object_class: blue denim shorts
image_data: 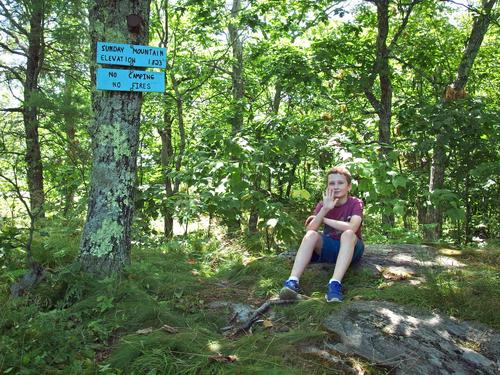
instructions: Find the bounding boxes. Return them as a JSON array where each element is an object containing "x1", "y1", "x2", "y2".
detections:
[{"x1": 310, "y1": 234, "x2": 364, "y2": 264}]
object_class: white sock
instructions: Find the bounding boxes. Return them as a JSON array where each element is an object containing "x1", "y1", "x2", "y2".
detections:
[
  {"x1": 288, "y1": 276, "x2": 299, "y2": 282},
  {"x1": 329, "y1": 278, "x2": 342, "y2": 285}
]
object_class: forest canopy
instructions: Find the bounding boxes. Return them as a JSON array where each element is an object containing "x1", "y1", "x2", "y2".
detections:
[{"x1": 0, "y1": 1, "x2": 499, "y2": 373}]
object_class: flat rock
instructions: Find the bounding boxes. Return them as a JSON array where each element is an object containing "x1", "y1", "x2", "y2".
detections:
[
  {"x1": 280, "y1": 244, "x2": 465, "y2": 283},
  {"x1": 360, "y1": 244, "x2": 466, "y2": 272},
  {"x1": 321, "y1": 300, "x2": 500, "y2": 374}
]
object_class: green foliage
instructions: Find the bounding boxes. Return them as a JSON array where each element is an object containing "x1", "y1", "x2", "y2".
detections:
[{"x1": 0, "y1": 0, "x2": 499, "y2": 371}]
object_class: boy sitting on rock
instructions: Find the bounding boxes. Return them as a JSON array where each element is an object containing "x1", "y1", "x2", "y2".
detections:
[{"x1": 279, "y1": 166, "x2": 364, "y2": 302}]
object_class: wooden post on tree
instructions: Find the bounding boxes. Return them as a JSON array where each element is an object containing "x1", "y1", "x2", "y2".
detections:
[{"x1": 78, "y1": 0, "x2": 151, "y2": 275}]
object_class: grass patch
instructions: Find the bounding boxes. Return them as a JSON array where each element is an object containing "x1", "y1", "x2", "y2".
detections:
[{"x1": 1, "y1": 220, "x2": 498, "y2": 374}]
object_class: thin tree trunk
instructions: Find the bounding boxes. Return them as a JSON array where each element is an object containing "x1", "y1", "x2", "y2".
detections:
[
  {"x1": 159, "y1": 111, "x2": 174, "y2": 238},
  {"x1": 156, "y1": 0, "x2": 175, "y2": 238},
  {"x1": 364, "y1": 0, "x2": 394, "y2": 227},
  {"x1": 63, "y1": 74, "x2": 78, "y2": 216},
  {"x1": 272, "y1": 81, "x2": 282, "y2": 114},
  {"x1": 171, "y1": 75, "x2": 186, "y2": 193},
  {"x1": 225, "y1": 0, "x2": 244, "y2": 233},
  {"x1": 464, "y1": 174, "x2": 472, "y2": 244},
  {"x1": 79, "y1": 0, "x2": 151, "y2": 275},
  {"x1": 425, "y1": 0, "x2": 496, "y2": 241},
  {"x1": 363, "y1": 0, "x2": 421, "y2": 229},
  {"x1": 424, "y1": 133, "x2": 446, "y2": 240},
  {"x1": 229, "y1": 0, "x2": 244, "y2": 135},
  {"x1": 23, "y1": 0, "x2": 45, "y2": 219},
  {"x1": 285, "y1": 162, "x2": 297, "y2": 198}
]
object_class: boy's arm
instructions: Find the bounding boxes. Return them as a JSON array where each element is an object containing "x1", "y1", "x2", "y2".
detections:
[
  {"x1": 305, "y1": 209, "x2": 327, "y2": 231},
  {"x1": 306, "y1": 189, "x2": 338, "y2": 231},
  {"x1": 322, "y1": 215, "x2": 362, "y2": 234}
]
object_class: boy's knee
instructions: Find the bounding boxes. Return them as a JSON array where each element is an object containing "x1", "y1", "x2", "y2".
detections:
[
  {"x1": 340, "y1": 230, "x2": 356, "y2": 243},
  {"x1": 304, "y1": 230, "x2": 320, "y2": 241}
]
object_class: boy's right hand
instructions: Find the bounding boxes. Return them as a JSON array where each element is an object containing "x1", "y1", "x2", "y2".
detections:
[{"x1": 323, "y1": 188, "x2": 338, "y2": 210}]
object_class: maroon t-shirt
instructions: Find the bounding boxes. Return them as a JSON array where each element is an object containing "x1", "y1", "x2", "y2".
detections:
[{"x1": 314, "y1": 196, "x2": 364, "y2": 240}]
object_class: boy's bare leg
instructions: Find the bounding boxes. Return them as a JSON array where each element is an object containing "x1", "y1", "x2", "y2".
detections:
[
  {"x1": 289, "y1": 230, "x2": 323, "y2": 279},
  {"x1": 331, "y1": 230, "x2": 357, "y2": 282}
]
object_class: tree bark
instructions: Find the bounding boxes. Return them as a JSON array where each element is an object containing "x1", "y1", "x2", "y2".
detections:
[
  {"x1": 424, "y1": 0, "x2": 496, "y2": 241},
  {"x1": 23, "y1": 0, "x2": 45, "y2": 219},
  {"x1": 374, "y1": 0, "x2": 392, "y2": 158},
  {"x1": 364, "y1": 0, "x2": 394, "y2": 227},
  {"x1": 171, "y1": 74, "x2": 186, "y2": 193},
  {"x1": 449, "y1": 0, "x2": 497, "y2": 93},
  {"x1": 156, "y1": 0, "x2": 175, "y2": 238},
  {"x1": 63, "y1": 73, "x2": 78, "y2": 216},
  {"x1": 229, "y1": 0, "x2": 244, "y2": 135},
  {"x1": 159, "y1": 111, "x2": 175, "y2": 238},
  {"x1": 79, "y1": 0, "x2": 151, "y2": 275}
]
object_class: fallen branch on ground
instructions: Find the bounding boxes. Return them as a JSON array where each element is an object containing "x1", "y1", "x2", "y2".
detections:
[{"x1": 221, "y1": 298, "x2": 301, "y2": 337}]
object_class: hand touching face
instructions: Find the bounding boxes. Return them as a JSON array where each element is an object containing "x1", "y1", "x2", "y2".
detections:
[
  {"x1": 322, "y1": 188, "x2": 338, "y2": 210},
  {"x1": 327, "y1": 173, "x2": 351, "y2": 201}
]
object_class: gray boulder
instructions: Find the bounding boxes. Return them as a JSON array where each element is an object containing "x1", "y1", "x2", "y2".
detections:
[{"x1": 321, "y1": 300, "x2": 499, "y2": 374}]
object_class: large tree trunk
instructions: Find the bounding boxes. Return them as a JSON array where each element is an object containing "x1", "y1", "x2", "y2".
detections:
[
  {"x1": 23, "y1": 0, "x2": 45, "y2": 219},
  {"x1": 229, "y1": 0, "x2": 244, "y2": 135},
  {"x1": 79, "y1": 0, "x2": 151, "y2": 275},
  {"x1": 424, "y1": 0, "x2": 496, "y2": 241}
]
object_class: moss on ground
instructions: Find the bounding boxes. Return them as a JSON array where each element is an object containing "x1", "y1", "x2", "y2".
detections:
[{"x1": 1, "y1": 223, "x2": 498, "y2": 374}]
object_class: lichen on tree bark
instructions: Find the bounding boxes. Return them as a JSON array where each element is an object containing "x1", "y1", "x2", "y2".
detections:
[{"x1": 78, "y1": 0, "x2": 151, "y2": 275}]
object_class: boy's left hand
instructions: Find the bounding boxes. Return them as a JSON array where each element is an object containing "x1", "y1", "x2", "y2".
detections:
[{"x1": 304, "y1": 215, "x2": 316, "y2": 226}]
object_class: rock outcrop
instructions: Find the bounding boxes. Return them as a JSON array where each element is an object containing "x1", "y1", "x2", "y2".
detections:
[{"x1": 319, "y1": 300, "x2": 499, "y2": 374}]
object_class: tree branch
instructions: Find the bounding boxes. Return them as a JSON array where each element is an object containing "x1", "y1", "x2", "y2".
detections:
[
  {"x1": 0, "y1": 0, "x2": 29, "y2": 36},
  {"x1": 364, "y1": 88, "x2": 382, "y2": 113},
  {"x1": 388, "y1": 0, "x2": 424, "y2": 52},
  {"x1": 0, "y1": 25, "x2": 28, "y2": 53},
  {"x1": 451, "y1": 0, "x2": 497, "y2": 91},
  {"x1": 0, "y1": 107, "x2": 23, "y2": 113},
  {"x1": 0, "y1": 63, "x2": 24, "y2": 82},
  {"x1": 221, "y1": 299, "x2": 297, "y2": 337},
  {"x1": 0, "y1": 41, "x2": 26, "y2": 57}
]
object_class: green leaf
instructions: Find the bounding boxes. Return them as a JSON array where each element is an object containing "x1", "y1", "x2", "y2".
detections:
[
  {"x1": 291, "y1": 189, "x2": 311, "y2": 200},
  {"x1": 392, "y1": 175, "x2": 407, "y2": 188}
]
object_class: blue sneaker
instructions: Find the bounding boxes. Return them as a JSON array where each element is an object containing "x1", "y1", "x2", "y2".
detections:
[
  {"x1": 325, "y1": 281, "x2": 343, "y2": 302},
  {"x1": 279, "y1": 279, "x2": 301, "y2": 300}
]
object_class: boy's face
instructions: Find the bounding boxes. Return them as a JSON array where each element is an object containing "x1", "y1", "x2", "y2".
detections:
[{"x1": 327, "y1": 173, "x2": 351, "y2": 199}]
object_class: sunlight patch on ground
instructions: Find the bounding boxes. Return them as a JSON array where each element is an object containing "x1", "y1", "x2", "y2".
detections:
[
  {"x1": 149, "y1": 216, "x2": 210, "y2": 235},
  {"x1": 435, "y1": 256, "x2": 466, "y2": 268},
  {"x1": 439, "y1": 249, "x2": 463, "y2": 256}
]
